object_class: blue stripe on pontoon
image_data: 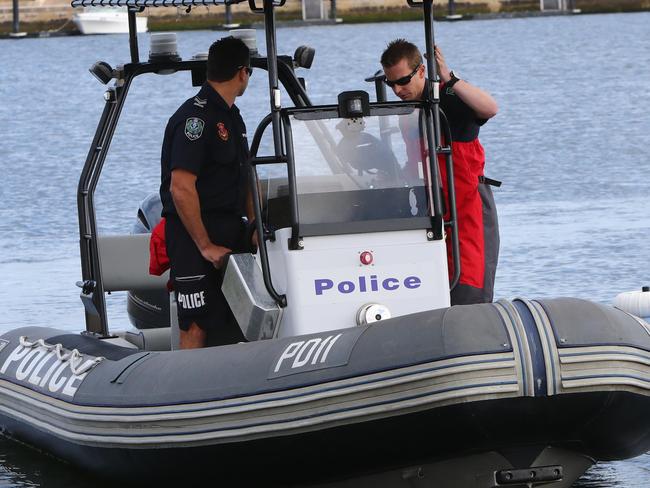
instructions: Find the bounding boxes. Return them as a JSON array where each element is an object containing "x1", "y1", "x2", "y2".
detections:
[
  {"x1": 7, "y1": 380, "x2": 519, "y2": 440},
  {"x1": 514, "y1": 300, "x2": 547, "y2": 397},
  {"x1": 0, "y1": 355, "x2": 515, "y2": 416}
]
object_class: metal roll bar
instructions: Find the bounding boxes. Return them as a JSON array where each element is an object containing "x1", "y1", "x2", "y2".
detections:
[
  {"x1": 77, "y1": 0, "x2": 306, "y2": 334},
  {"x1": 77, "y1": 0, "x2": 461, "y2": 335},
  {"x1": 78, "y1": 75, "x2": 136, "y2": 336},
  {"x1": 408, "y1": 0, "x2": 461, "y2": 287},
  {"x1": 247, "y1": 114, "x2": 287, "y2": 307},
  {"x1": 439, "y1": 110, "x2": 461, "y2": 289}
]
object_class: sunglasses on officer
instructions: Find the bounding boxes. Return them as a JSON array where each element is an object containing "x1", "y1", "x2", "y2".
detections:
[
  {"x1": 383, "y1": 63, "x2": 422, "y2": 88},
  {"x1": 239, "y1": 65, "x2": 253, "y2": 76}
]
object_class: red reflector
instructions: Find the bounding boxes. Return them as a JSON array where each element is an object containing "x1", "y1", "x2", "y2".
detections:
[{"x1": 360, "y1": 251, "x2": 373, "y2": 265}]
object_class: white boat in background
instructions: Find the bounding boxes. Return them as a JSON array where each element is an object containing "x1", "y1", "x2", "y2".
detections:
[{"x1": 72, "y1": 7, "x2": 148, "y2": 35}]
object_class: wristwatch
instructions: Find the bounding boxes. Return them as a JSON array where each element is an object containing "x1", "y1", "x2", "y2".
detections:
[{"x1": 446, "y1": 70, "x2": 461, "y2": 88}]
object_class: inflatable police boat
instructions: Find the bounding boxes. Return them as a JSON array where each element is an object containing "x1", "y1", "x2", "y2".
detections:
[
  {"x1": 2, "y1": 298, "x2": 650, "y2": 486},
  {"x1": 1, "y1": 1, "x2": 648, "y2": 486}
]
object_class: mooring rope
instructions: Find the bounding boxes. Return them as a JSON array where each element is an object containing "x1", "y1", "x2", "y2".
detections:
[{"x1": 19, "y1": 336, "x2": 104, "y2": 376}]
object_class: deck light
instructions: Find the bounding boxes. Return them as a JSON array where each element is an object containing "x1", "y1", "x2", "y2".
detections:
[
  {"x1": 356, "y1": 303, "x2": 392, "y2": 326},
  {"x1": 149, "y1": 33, "x2": 181, "y2": 63},
  {"x1": 338, "y1": 90, "x2": 370, "y2": 119},
  {"x1": 293, "y1": 45, "x2": 315, "y2": 69},
  {"x1": 89, "y1": 61, "x2": 115, "y2": 85}
]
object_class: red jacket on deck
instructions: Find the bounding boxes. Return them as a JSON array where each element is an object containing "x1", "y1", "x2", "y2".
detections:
[{"x1": 149, "y1": 218, "x2": 170, "y2": 276}]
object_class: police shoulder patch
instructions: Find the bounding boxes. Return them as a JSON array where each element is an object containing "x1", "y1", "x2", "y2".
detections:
[{"x1": 185, "y1": 117, "x2": 205, "y2": 141}]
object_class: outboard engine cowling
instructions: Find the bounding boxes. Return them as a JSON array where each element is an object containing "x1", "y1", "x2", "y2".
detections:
[{"x1": 127, "y1": 193, "x2": 170, "y2": 329}]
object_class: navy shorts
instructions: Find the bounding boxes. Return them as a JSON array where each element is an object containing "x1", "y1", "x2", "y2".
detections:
[{"x1": 165, "y1": 213, "x2": 248, "y2": 344}]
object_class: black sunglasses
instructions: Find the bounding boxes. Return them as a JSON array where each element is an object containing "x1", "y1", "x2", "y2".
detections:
[
  {"x1": 239, "y1": 65, "x2": 253, "y2": 76},
  {"x1": 383, "y1": 63, "x2": 421, "y2": 88}
]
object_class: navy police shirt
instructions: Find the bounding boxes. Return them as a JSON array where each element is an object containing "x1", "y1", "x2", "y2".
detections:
[
  {"x1": 439, "y1": 81, "x2": 487, "y2": 143},
  {"x1": 160, "y1": 83, "x2": 249, "y2": 217}
]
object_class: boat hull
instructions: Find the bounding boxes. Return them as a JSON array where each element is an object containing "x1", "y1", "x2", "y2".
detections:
[
  {"x1": 0, "y1": 298, "x2": 648, "y2": 484},
  {"x1": 0, "y1": 392, "x2": 647, "y2": 486},
  {"x1": 72, "y1": 12, "x2": 148, "y2": 35}
]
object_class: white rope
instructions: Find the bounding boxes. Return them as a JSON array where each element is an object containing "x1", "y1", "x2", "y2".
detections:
[{"x1": 19, "y1": 337, "x2": 104, "y2": 376}]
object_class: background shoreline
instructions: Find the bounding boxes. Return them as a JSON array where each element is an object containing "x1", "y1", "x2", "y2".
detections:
[{"x1": 1, "y1": 0, "x2": 650, "y2": 36}]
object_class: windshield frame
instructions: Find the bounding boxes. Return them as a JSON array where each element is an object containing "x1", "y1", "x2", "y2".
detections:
[{"x1": 271, "y1": 101, "x2": 439, "y2": 243}]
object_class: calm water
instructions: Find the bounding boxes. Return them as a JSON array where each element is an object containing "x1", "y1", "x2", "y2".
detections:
[{"x1": 1, "y1": 11, "x2": 649, "y2": 487}]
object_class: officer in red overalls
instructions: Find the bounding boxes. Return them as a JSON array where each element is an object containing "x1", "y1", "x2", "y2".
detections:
[{"x1": 381, "y1": 39, "x2": 499, "y2": 305}]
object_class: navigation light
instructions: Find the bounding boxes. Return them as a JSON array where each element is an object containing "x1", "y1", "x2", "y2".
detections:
[
  {"x1": 293, "y1": 46, "x2": 315, "y2": 69},
  {"x1": 338, "y1": 91, "x2": 370, "y2": 119},
  {"x1": 89, "y1": 61, "x2": 115, "y2": 85}
]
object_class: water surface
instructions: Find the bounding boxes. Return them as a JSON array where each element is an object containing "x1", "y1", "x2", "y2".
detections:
[{"x1": 0, "y1": 11, "x2": 649, "y2": 487}]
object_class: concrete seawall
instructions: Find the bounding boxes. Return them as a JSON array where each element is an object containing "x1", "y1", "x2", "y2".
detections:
[{"x1": 2, "y1": 0, "x2": 649, "y2": 34}]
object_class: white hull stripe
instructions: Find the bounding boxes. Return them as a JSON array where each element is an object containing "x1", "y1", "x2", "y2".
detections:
[
  {"x1": 0, "y1": 353, "x2": 516, "y2": 418},
  {"x1": 562, "y1": 374, "x2": 650, "y2": 390},
  {"x1": 558, "y1": 345, "x2": 650, "y2": 391},
  {"x1": 0, "y1": 380, "x2": 519, "y2": 447},
  {"x1": 0, "y1": 353, "x2": 519, "y2": 447}
]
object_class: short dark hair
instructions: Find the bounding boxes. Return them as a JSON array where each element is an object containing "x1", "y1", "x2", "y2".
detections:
[
  {"x1": 207, "y1": 36, "x2": 250, "y2": 82},
  {"x1": 380, "y1": 39, "x2": 422, "y2": 71}
]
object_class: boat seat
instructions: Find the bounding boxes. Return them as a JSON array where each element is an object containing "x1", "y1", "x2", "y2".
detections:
[{"x1": 97, "y1": 234, "x2": 169, "y2": 293}]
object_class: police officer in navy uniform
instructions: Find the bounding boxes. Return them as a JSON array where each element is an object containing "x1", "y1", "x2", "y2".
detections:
[
  {"x1": 381, "y1": 39, "x2": 500, "y2": 305},
  {"x1": 160, "y1": 36, "x2": 253, "y2": 349}
]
